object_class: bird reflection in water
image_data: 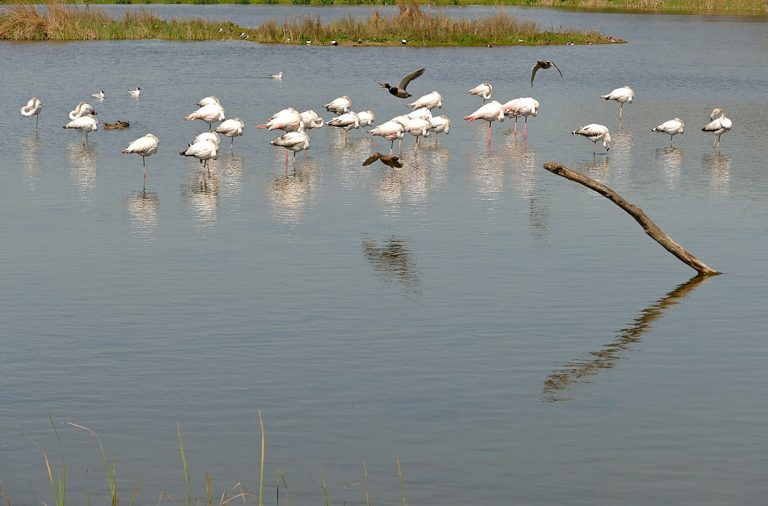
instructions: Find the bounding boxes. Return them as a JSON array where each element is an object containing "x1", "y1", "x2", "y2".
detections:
[
  {"x1": 183, "y1": 166, "x2": 219, "y2": 228},
  {"x1": 505, "y1": 140, "x2": 550, "y2": 241},
  {"x1": 68, "y1": 142, "x2": 98, "y2": 198},
  {"x1": 655, "y1": 146, "x2": 683, "y2": 188},
  {"x1": 335, "y1": 136, "x2": 373, "y2": 189},
  {"x1": 21, "y1": 135, "x2": 41, "y2": 188},
  {"x1": 218, "y1": 153, "x2": 245, "y2": 200},
  {"x1": 468, "y1": 146, "x2": 505, "y2": 201},
  {"x1": 374, "y1": 155, "x2": 430, "y2": 212},
  {"x1": 362, "y1": 236, "x2": 421, "y2": 294},
  {"x1": 125, "y1": 190, "x2": 159, "y2": 240},
  {"x1": 703, "y1": 152, "x2": 731, "y2": 196},
  {"x1": 575, "y1": 154, "x2": 611, "y2": 179},
  {"x1": 609, "y1": 128, "x2": 632, "y2": 179},
  {"x1": 543, "y1": 274, "x2": 712, "y2": 401},
  {"x1": 269, "y1": 159, "x2": 318, "y2": 224}
]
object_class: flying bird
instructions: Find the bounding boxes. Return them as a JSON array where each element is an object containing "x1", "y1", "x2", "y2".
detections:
[
  {"x1": 601, "y1": 85, "x2": 634, "y2": 122},
  {"x1": 363, "y1": 152, "x2": 403, "y2": 169},
  {"x1": 20, "y1": 97, "x2": 42, "y2": 130},
  {"x1": 701, "y1": 108, "x2": 732, "y2": 150},
  {"x1": 530, "y1": 60, "x2": 563, "y2": 86},
  {"x1": 378, "y1": 67, "x2": 425, "y2": 98},
  {"x1": 467, "y1": 82, "x2": 492, "y2": 102},
  {"x1": 572, "y1": 123, "x2": 612, "y2": 154},
  {"x1": 122, "y1": 133, "x2": 160, "y2": 191},
  {"x1": 652, "y1": 117, "x2": 685, "y2": 146}
]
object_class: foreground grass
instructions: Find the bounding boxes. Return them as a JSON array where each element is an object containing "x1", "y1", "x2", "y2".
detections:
[
  {"x1": 1, "y1": 0, "x2": 766, "y2": 15},
  {"x1": 0, "y1": 1, "x2": 611, "y2": 45}
]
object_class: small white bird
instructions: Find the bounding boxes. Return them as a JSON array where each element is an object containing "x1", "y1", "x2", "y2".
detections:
[
  {"x1": 270, "y1": 71, "x2": 283, "y2": 80},
  {"x1": 428, "y1": 115, "x2": 451, "y2": 145},
  {"x1": 601, "y1": 85, "x2": 634, "y2": 122},
  {"x1": 369, "y1": 120, "x2": 405, "y2": 154},
  {"x1": 357, "y1": 110, "x2": 375, "y2": 128},
  {"x1": 20, "y1": 97, "x2": 42, "y2": 130},
  {"x1": 464, "y1": 100, "x2": 504, "y2": 146},
  {"x1": 64, "y1": 114, "x2": 98, "y2": 146},
  {"x1": 408, "y1": 91, "x2": 443, "y2": 110},
  {"x1": 69, "y1": 101, "x2": 97, "y2": 120},
  {"x1": 215, "y1": 118, "x2": 245, "y2": 146},
  {"x1": 652, "y1": 117, "x2": 685, "y2": 146},
  {"x1": 502, "y1": 97, "x2": 539, "y2": 138},
  {"x1": 328, "y1": 111, "x2": 361, "y2": 143},
  {"x1": 323, "y1": 96, "x2": 352, "y2": 115},
  {"x1": 701, "y1": 108, "x2": 732, "y2": 150},
  {"x1": 180, "y1": 139, "x2": 218, "y2": 169},
  {"x1": 300, "y1": 110, "x2": 325, "y2": 130},
  {"x1": 91, "y1": 90, "x2": 105, "y2": 100},
  {"x1": 572, "y1": 123, "x2": 612, "y2": 154},
  {"x1": 129, "y1": 86, "x2": 141, "y2": 98},
  {"x1": 185, "y1": 102, "x2": 225, "y2": 131},
  {"x1": 258, "y1": 107, "x2": 302, "y2": 132},
  {"x1": 468, "y1": 82, "x2": 493, "y2": 102},
  {"x1": 122, "y1": 133, "x2": 160, "y2": 190},
  {"x1": 270, "y1": 130, "x2": 310, "y2": 170}
]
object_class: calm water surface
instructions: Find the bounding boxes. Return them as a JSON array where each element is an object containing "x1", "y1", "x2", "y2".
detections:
[{"x1": 1, "y1": 6, "x2": 767, "y2": 506}]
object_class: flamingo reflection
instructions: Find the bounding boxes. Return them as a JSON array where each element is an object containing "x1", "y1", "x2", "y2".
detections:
[{"x1": 125, "y1": 191, "x2": 159, "y2": 240}]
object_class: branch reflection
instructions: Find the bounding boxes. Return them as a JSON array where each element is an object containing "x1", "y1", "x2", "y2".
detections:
[
  {"x1": 543, "y1": 274, "x2": 712, "y2": 401},
  {"x1": 362, "y1": 236, "x2": 421, "y2": 294}
]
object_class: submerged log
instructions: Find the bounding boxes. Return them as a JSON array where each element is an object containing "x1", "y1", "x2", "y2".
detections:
[{"x1": 543, "y1": 161, "x2": 719, "y2": 275}]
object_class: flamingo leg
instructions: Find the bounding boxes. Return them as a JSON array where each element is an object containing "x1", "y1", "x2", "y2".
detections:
[
  {"x1": 389, "y1": 139, "x2": 394, "y2": 155},
  {"x1": 487, "y1": 121, "x2": 492, "y2": 146},
  {"x1": 143, "y1": 156, "x2": 147, "y2": 190},
  {"x1": 514, "y1": 117, "x2": 518, "y2": 136},
  {"x1": 35, "y1": 114, "x2": 39, "y2": 130},
  {"x1": 523, "y1": 116, "x2": 528, "y2": 140}
]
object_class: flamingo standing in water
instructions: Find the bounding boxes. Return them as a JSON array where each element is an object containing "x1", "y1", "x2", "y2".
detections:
[
  {"x1": 323, "y1": 96, "x2": 352, "y2": 115},
  {"x1": 328, "y1": 111, "x2": 360, "y2": 143},
  {"x1": 369, "y1": 120, "x2": 405, "y2": 155},
  {"x1": 572, "y1": 124, "x2": 612, "y2": 154},
  {"x1": 185, "y1": 102, "x2": 225, "y2": 131},
  {"x1": 258, "y1": 107, "x2": 302, "y2": 132},
  {"x1": 215, "y1": 118, "x2": 245, "y2": 146},
  {"x1": 408, "y1": 91, "x2": 443, "y2": 110},
  {"x1": 468, "y1": 82, "x2": 492, "y2": 102},
  {"x1": 464, "y1": 100, "x2": 504, "y2": 146},
  {"x1": 652, "y1": 117, "x2": 685, "y2": 146},
  {"x1": 20, "y1": 97, "x2": 42, "y2": 130},
  {"x1": 701, "y1": 108, "x2": 732, "y2": 150},
  {"x1": 122, "y1": 134, "x2": 160, "y2": 191},
  {"x1": 502, "y1": 97, "x2": 539, "y2": 139},
  {"x1": 270, "y1": 129, "x2": 310, "y2": 171},
  {"x1": 601, "y1": 85, "x2": 634, "y2": 123},
  {"x1": 64, "y1": 114, "x2": 98, "y2": 146},
  {"x1": 180, "y1": 139, "x2": 218, "y2": 173},
  {"x1": 300, "y1": 110, "x2": 325, "y2": 130},
  {"x1": 428, "y1": 115, "x2": 451, "y2": 145}
]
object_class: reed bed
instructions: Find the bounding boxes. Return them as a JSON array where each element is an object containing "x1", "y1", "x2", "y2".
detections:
[{"x1": 0, "y1": 2, "x2": 610, "y2": 45}]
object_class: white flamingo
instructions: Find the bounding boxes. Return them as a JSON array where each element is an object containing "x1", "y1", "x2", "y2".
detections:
[
  {"x1": 300, "y1": 110, "x2": 325, "y2": 130},
  {"x1": 601, "y1": 85, "x2": 634, "y2": 123},
  {"x1": 180, "y1": 139, "x2": 218, "y2": 171},
  {"x1": 323, "y1": 96, "x2": 352, "y2": 115},
  {"x1": 369, "y1": 120, "x2": 405, "y2": 155},
  {"x1": 428, "y1": 115, "x2": 451, "y2": 145},
  {"x1": 185, "y1": 102, "x2": 225, "y2": 131},
  {"x1": 408, "y1": 91, "x2": 443, "y2": 110},
  {"x1": 701, "y1": 108, "x2": 732, "y2": 149},
  {"x1": 64, "y1": 114, "x2": 98, "y2": 146},
  {"x1": 403, "y1": 117, "x2": 430, "y2": 148},
  {"x1": 502, "y1": 97, "x2": 539, "y2": 138},
  {"x1": 270, "y1": 130, "x2": 310, "y2": 171},
  {"x1": 122, "y1": 134, "x2": 160, "y2": 191},
  {"x1": 20, "y1": 97, "x2": 42, "y2": 130},
  {"x1": 357, "y1": 110, "x2": 375, "y2": 128},
  {"x1": 215, "y1": 118, "x2": 245, "y2": 146},
  {"x1": 328, "y1": 111, "x2": 360, "y2": 143},
  {"x1": 468, "y1": 82, "x2": 493, "y2": 102},
  {"x1": 69, "y1": 102, "x2": 97, "y2": 120},
  {"x1": 652, "y1": 117, "x2": 685, "y2": 146},
  {"x1": 129, "y1": 86, "x2": 141, "y2": 98},
  {"x1": 572, "y1": 124, "x2": 612, "y2": 154},
  {"x1": 464, "y1": 100, "x2": 504, "y2": 146},
  {"x1": 192, "y1": 131, "x2": 221, "y2": 147},
  {"x1": 407, "y1": 107, "x2": 432, "y2": 121},
  {"x1": 197, "y1": 96, "x2": 221, "y2": 107},
  {"x1": 257, "y1": 107, "x2": 302, "y2": 132}
]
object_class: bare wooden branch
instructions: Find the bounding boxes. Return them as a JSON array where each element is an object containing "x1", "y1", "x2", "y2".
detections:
[{"x1": 543, "y1": 161, "x2": 720, "y2": 275}]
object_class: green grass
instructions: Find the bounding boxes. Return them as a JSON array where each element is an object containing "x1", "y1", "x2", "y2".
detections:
[
  {"x1": 1, "y1": 0, "x2": 766, "y2": 14},
  {"x1": 0, "y1": 1, "x2": 612, "y2": 45}
]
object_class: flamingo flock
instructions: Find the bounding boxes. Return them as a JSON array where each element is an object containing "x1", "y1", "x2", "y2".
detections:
[{"x1": 19, "y1": 61, "x2": 735, "y2": 191}]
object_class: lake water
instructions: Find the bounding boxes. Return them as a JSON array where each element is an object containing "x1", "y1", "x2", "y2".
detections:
[{"x1": 1, "y1": 5, "x2": 767, "y2": 506}]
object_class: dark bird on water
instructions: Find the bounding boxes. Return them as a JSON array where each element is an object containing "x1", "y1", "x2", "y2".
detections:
[
  {"x1": 530, "y1": 60, "x2": 563, "y2": 86},
  {"x1": 362, "y1": 152, "x2": 403, "y2": 168},
  {"x1": 378, "y1": 67, "x2": 425, "y2": 98}
]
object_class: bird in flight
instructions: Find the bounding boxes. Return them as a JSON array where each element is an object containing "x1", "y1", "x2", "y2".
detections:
[
  {"x1": 530, "y1": 60, "x2": 563, "y2": 86},
  {"x1": 362, "y1": 152, "x2": 404, "y2": 168},
  {"x1": 378, "y1": 67, "x2": 425, "y2": 98}
]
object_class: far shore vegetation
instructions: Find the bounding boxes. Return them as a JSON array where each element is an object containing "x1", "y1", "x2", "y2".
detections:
[
  {"x1": 0, "y1": 0, "x2": 766, "y2": 15},
  {"x1": 0, "y1": 1, "x2": 612, "y2": 45}
]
